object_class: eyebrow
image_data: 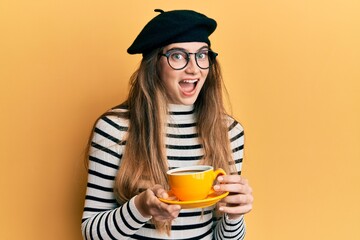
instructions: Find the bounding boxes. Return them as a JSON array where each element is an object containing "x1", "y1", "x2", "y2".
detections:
[{"x1": 165, "y1": 46, "x2": 210, "y2": 52}]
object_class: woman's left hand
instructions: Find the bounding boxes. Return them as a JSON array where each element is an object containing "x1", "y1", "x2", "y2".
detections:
[{"x1": 214, "y1": 175, "x2": 253, "y2": 220}]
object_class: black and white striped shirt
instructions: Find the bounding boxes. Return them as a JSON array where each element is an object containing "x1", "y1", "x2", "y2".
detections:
[{"x1": 82, "y1": 104, "x2": 246, "y2": 239}]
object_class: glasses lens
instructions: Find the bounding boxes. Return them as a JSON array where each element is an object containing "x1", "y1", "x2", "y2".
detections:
[
  {"x1": 195, "y1": 50, "x2": 211, "y2": 69},
  {"x1": 168, "y1": 51, "x2": 188, "y2": 69}
]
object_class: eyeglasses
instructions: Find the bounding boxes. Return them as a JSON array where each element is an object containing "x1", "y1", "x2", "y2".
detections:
[{"x1": 160, "y1": 49, "x2": 218, "y2": 70}]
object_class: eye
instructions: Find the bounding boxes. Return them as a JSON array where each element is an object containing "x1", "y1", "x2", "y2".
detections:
[
  {"x1": 196, "y1": 51, "x2": 208, "y2": 60},
  {"x1": 170, "y1": 51, "x2": 187, "y2": 61}
]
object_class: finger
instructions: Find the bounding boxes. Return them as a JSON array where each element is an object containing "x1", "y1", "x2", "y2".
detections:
[
  {"x1": 221, "y1": 193, "x2": 254, "y2": 205},
  {"x1": 214, "y1": 183, "x2": 252, "y2": 194},
  {"x1": 167, "y1": 204, "x2": 182, "y2": 216},
  {"x1": 149, "y1": 199, "x2": 180, "y2": 220},
  {"x1": 217, "y1": 175, "x2": 249, "y2": 185},
  {"x1": 216, "y1": 202, "x2": 226, "y2": 212},
  {"x1": 151, "y1": 185, "x2": 169, "y2": 198},
  {"x1": 219, "y1": 203, "x2": 253, "y2": 215},
  {"x1": 166, "y1": 195, "x2": 178, "y2": 201},
  {"x1": 158, "y1": 201, "x2": 181, "y2": 212},
  {"x1": 155, "y1": 195, "x2": 182, "y2": 213},
  {"x1": 153, "y1": 203, "x2": 181, "y2": 220}
]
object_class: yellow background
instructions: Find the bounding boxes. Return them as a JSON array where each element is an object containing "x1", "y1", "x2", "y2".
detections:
[{"x1": 1, "y1": 0, "x2": 359, "y2": 239}]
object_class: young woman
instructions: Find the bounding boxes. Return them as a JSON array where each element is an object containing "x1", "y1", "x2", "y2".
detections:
[{"x1": 82, "y1": 9, "x2": 253, "y2": 239}]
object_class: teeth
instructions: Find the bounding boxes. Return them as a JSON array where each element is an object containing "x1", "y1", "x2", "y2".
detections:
[{"x1": 181, "y1": 79, "x2": 198, "y2": 83}]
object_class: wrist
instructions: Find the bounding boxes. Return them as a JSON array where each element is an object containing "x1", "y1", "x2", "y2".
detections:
[
  {"x1": 134, "y1": 194, "x2": 152, "y2": 218},
  {"x1": 225, "y1": 213, "x2": 243, "y2": 221}
]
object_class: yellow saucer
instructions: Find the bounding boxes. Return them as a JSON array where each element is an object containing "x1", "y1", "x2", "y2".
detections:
[{"x1": 159, "y1": 191, "x2": 229, "y2": 209}]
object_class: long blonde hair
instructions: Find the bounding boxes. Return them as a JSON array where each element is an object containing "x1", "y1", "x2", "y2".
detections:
[{"x1": 88, "y1": 47, "x2": 236, "y2": 233}]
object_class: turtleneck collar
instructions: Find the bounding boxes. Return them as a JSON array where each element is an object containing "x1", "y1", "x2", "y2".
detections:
[
  {"x1": 167, "y1": 104, "x2": 196, "y2": 123},
  {"x1": 168, "y1": 104, "x2": 194, "y2": 113}
]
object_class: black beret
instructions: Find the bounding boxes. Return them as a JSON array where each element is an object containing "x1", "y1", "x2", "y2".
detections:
[{"x1": 127, "y1": 9, "x2": 217, "y2": 56}]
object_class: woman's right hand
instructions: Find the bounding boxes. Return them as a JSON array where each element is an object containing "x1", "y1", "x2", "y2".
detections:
[{"x1": 134, "y1": 184, "x2": 181, "y2": 221}]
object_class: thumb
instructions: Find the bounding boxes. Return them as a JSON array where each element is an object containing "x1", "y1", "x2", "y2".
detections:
[{"x1": 151, "y1": 184, "x2": 168, "y2": 198}]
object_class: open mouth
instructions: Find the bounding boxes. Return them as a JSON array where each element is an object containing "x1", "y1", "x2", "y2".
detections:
[{"x1": 179, "y1": 79, "x2": 198, "y2": 93}]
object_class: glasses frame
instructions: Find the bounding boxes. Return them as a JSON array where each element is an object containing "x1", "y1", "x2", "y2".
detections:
[{"x1": 160, "y1": 49, "x2": 218, "y2": 70}]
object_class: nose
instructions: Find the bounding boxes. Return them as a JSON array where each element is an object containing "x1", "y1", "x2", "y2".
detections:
[{"x1": 185, "y1": 54, "x2": 200, "y2": 74}]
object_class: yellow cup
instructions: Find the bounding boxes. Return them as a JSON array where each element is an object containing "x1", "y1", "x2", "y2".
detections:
[{"x1": 167, "y1": 165, "x2": 226, "y2": 201}]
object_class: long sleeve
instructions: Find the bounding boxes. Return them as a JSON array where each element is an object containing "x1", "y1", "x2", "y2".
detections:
[
  {"x1": 81, "y1": 115, "x2": 152, "y2": 239},
  {"x1": 213, "y1": 119, "x2": 246, "y2": 240}
]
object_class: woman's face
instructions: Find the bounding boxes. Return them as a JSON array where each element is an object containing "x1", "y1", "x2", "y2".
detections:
[{"x1": 159, "y1": 42, "x2": 209, "y2": 105}]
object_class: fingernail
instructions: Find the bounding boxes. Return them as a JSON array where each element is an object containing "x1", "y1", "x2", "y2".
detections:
[
  {"x1": 214, "y1": 185, "x2": 220, "y2": 190},
  {"x1": 219, "y1": 207, "x2": 224, "y2": 211},
  {"x1": 218, "y1": 176, "x2": 223, "y2": 181}
]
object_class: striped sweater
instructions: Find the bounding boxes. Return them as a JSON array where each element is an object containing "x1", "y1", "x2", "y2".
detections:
[{"x1": 81, "y1": 104, "x2": 246, "y2": 239}]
